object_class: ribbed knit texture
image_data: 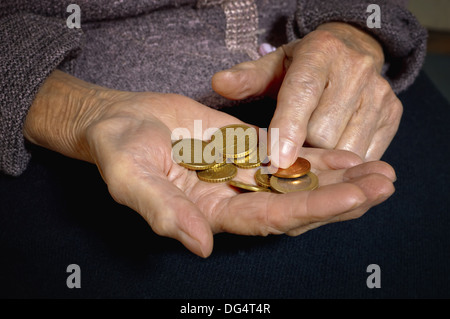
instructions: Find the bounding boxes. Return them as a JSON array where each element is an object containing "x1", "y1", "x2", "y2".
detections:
[
  {"x1": 0, "y1": 0, "x2": 427, "y2": 176},
  {"x1": 0, "y1": 13, "x2": 83, "y2": 176}
]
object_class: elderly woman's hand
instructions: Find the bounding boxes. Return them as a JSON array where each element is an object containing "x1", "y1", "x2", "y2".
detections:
[
  {"x1": 212, "y1": 22, "x2": 403, "y2": 168},
  {"x1": 23, "y1": 70, "x2": 396, "y2": 257}
]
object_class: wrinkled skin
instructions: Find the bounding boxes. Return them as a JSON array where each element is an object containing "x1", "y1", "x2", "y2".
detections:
[
  {"x1": 24, "y1": 21, "x2": 400, "y2": 258},
  {"x1": 83, "y1": 92, "x2": 396, "y2": 258},
  {"x1": 213, "y1": 22, "x2": 403, "y2": 168}
]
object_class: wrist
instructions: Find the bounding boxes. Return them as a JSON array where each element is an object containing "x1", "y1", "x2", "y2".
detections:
[
  {"x1": 315, "y1": 22, "x2": 384, "y2": 72},
  {"x1": 23, "y1": 70, "x2": 112, "y2": 163}
]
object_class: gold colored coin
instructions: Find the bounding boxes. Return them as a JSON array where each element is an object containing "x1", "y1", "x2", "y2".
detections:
[
  {"x1": 256, "y1": 142, "x2": 270, "y2": 165},
  {"x1": 235, "y1": 162, "x2": 261, "y2": 169},
  {"x1": 229, "y1": 180, "x2": 271, "y2": 192},
  {"x1": 210, "y1": 161, "x2": 227, "y2": 169},
  {"x1": 233, "y1": 147, "x2": 257, "y2": 163},
  {"x1": 254, "y1": 168, "x2": 271, "y2": 188},
  {"x1": 234, "y1": 149, "x2": 261, "y2": 169},
  {"x1": 270, "y1": 172, "x2": 319, "y2": 193},
  {"x1": 172, "y1": 139, "x2": 220, "y2": 170},
  {"x1": 273, "y1": 157, "x2": 311, "y2": 178},
  {"x1": 197, "y1": 164, "x2": 237, "y2": 183},
  {"x1": 211, "y1": 124, "x2": 258, "y2": 159}
]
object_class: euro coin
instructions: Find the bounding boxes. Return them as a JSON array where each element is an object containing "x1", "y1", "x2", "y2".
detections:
[
  {"x1": 234, "y1": 149, "x2": 261, "y2": 169},
  {"x1": 229, "y1": 180, "x2": 271, "y2": 192},
  {"x1": 212, "y1": 124, "x2": 258, "y2": 159},
  {"x1": 233, "y1": 147, "x2": 257, "y2": 163},
  {"x1": 210, "y1": 161, "x2": 227, "y2": 169},
  {"x1": 172, "y1": 138, "x2": 220, "y2": 170},
  {"x1": 254, "y1": 168, "x2": 271, "y2": 188},
  {"x1": 197, "y1": 164, "x2": 237, "y2": 183},
  {"x1": 235, "y1": 161, "x2": 261, "y2": 169},
  {"x1": 273, "y1": 157, "x2": 311, "y2": 178},
  {"x1": 270, "y1": 171, "x2": 319, "y2": 193}
]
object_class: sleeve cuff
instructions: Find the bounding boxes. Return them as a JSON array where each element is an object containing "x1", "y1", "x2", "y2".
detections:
[{"x1": 0, "y1": 13, "x2": 84, "y2": 176}]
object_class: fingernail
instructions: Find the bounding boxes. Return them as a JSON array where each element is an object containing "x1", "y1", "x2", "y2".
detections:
[
  {"x1": 350, "y1": 192, "x2": 367, "y2": 210},
  {"x1": 179, "y1": 230, "x2": 207, "y2": 258},
  {"x1": 278, "y1": 138, "x2": 298, "y2": 169},
  {"x1": 259, "y1": 43, "x2": 276, "y2": 56}
]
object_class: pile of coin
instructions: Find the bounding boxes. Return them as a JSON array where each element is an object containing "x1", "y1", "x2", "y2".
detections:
[
  {"x1": 171, "y1": 124, "x2": 319, "y2": 193},
  {"x1": 266, "y1": 157, "x2": 319, "y2": 193}
]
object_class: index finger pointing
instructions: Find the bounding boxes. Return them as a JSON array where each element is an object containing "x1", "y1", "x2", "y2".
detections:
[{"x1": 269, "y1": 44, "x2": 330, "y2": 168}]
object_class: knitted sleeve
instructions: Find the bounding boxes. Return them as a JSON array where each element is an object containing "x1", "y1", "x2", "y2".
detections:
[
  {"x1": 0, "y1": 12, "x2": 84, "y2": 176},
  {"x1": 288, "y1": 0, "x2": 428, "y2": 94}
]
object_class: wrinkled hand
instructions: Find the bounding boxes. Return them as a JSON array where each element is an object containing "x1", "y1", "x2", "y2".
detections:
[
  {"x1": 24, "y1": 71, "x2": 396, "y2": 258},
  {"x1": 212, "y1": 22, "x2": 403, "y2": 168},
  {"x1": 84, "y1": 93, "x2": 396, "y2": 258}
]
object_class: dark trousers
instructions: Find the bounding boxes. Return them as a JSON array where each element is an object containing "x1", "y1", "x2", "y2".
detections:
[{"x1": 1, "y1": 72, "x2": 449, "y2": 298}]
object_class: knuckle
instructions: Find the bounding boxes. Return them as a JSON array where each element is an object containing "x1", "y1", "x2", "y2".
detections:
[
  {"x1": 358, "y1": 54, "x2": 377, "y2": 71},
  {"x1": 375, "y1": 75, "x2": 396, "y2": 97},
  {"x1": 284, "y1": 75, "x2": 322, "y2": 100},
  {"x1": 308, "y1": 30, "x2": 345, "y2": 56},
  {"x1": 375, "y1": 79, "x2": 403, "y2": 126},
  {"x1": 266, "y1": 212, "x2": 288, "y2": 232},
  {"x1": 351, "y1": 55, "x2": 378, "y2": 80},
  {"x1": 258, "y1": 197, "x2": 291, "y2": 235},
  {"x1": 377, "y1": 77, "x2": 394, "y2": 95},
  {"x1": 391, "y1": 98, "x2": 403, "y2": 118},
  {"x1": 384, "y1": 98, "x2": 403, "y2": 126},
  {"x1": 307, "y1": 121, "x2": 339, "y2": 149},
  {"x1": 312, "y1": 30, "x2": 340, "y2": 46},
  {"x1": 306, "y1": 131, "x2": 336, "y2": 149}
]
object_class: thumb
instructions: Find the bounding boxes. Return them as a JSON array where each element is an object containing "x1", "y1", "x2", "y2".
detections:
[
  {"x1": 212, "y1": 44, "x2": 286, "y2": 100},
  {"x1": 124, "y1": 173, "x2": 214, "y2": 258}
]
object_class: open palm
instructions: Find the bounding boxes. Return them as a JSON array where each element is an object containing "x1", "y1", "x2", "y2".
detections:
[{"x1": 87, "y1": 93, "x2": 396, "y2": 257}]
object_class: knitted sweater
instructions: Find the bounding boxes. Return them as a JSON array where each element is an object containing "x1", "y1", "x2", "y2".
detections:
[{"x1": 0, "y1": 0, "x2": 427, "y2": 176}]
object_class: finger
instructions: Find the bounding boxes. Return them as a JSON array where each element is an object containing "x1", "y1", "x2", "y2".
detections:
[
  {"x1": 214, "y1": 159, "x2": 395, "y2": 237},
  {"x1": 211, "y1": 47, "x2": 286, "y2": 100},
  {"x1": 279, "y1": 147, "x2": 364, "y2": 172},
  {"x1": 334, "y1": 76, "x2": 402, "y2": 161},
  {"x1": 365, "y1": 125, "x2": 399, "y2": 161},
  {"x1": 313, "y1": 160, "x2": 397, "y2": 187},
  {"x1": 93, "y1": 124, "x2": 215, "y2": 258},
  {"x1": 123, "y1": 171, "x2": 214, "y2": 258},
  {"x1": 245, "y1": 145, "x2": 363, "y2": 179},
  {"x1": 215, "y1": 181, "x2": 367, "y2": 236},
  {"x1": 365, "y1": 96, "x2": 403, "y2": 161},
  {"x1": 343, "y1": 160, "x2": 396, "y2": 182},
  {"x1": 308, "y1": 148, "x2": 364, "y2": 171},
  {"x1": 233, "y1": 148, "x2": 365, "y2": 189},
  {"x1": 286, "y1": 172, "x2": 395, "y2": 236},
  {"x1": 332, "y1": 172, "x2": 396, "y2": 223},
  {"x1": 334, "y1": 96, "x2": 379, "y2": 159},
  {"x1": 269, "y1": 46, "x2": 330, "y2": 169},
  {"x1": 306, "y1": 75, "x2": 361, "y2": 149}
]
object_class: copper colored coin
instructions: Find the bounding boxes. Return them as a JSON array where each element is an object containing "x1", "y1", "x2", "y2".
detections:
[{"x1": 273, "y1": 157, "x2": 311, "y2": 178}]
